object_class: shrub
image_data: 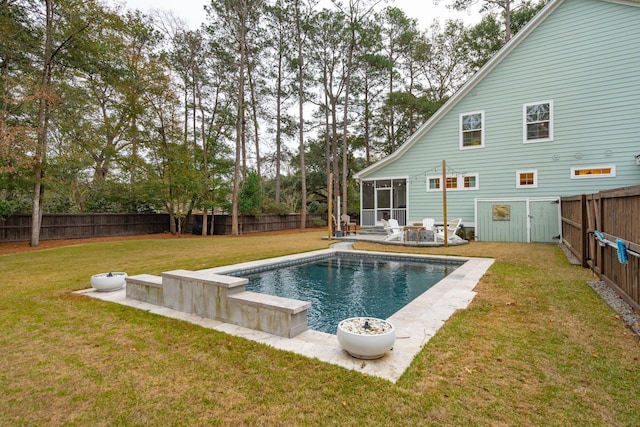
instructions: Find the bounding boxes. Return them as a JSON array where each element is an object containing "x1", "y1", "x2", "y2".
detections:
[
  {"x1": 261, "y1": 198, "x2": 290, "y2": 215},
  {"x1": 312, "y1": 217, "x2": 326, "y2": 227}
]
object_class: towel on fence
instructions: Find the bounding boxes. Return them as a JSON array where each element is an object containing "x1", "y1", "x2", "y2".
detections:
[{"x1": 616, "y1": 239, "x2": 629, "y2": 264}]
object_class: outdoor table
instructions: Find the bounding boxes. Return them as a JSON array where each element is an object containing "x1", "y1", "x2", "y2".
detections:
[{"x1": 403, "y1": 225, "x2": 426, "y2": 243}]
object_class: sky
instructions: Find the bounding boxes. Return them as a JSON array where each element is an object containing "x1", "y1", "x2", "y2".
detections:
[{"x1": 115, "y1": 0, "x2": 482, "y2": 31}]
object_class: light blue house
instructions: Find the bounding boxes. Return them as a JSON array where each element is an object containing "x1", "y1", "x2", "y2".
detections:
[{"x1": 354, "y1": 0, "x2": 640, "y2": 242}]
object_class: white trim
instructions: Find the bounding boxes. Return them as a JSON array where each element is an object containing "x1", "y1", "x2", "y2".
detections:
[
  {"x1": 462, "y1": 174, "x2": 480, "y2": 190},
  {"x1": 360, "y1": 177, "x2": 409, "y2": 226},
  {"x1": 523, "y1": 100, "x2": 554, "y2": 143},
  {"x1": 516, "y1": 169, "x2": 538, "y2": 188},
  {"x1": 476, "y1": 197, "x2": 559, "y2": 202},
  {"x1": 427, "y1": 173, "x2": 480, "y2": 192},
  {"x1": 460, "y1": 111, "x2": 485, "y2": 150},
  {"x1": 426, "y1": 176, "x2": 441, "y2": 192},
  {"x1": 570, "y1": 165, "x2": 616, "y2": 179}
]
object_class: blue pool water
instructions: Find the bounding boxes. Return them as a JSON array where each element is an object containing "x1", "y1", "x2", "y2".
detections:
[{"x1": 232, "y1": 253, "x2": 459, "y2": 334}]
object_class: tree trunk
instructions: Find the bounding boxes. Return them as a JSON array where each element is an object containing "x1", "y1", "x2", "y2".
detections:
[
  {"x1": 295, "y1": 0, "x2": 306, "y2": 231},
  {"x1": 324, "y1": 86, "x2": 331, "y2": 212},
  {"x1": 232, "y1": 1, "x2": 248, "y2": 236},
  {"x1": 130, "y1": 116, "x2": 138, "y2": 186},
  {"x1": 275, "y1": 49, "x2": 283, "y2": 203},
  {"x1": 194, "y1": 66, "x2": 209, "y2": 236},
  {"x1": 504, "y1": 0, "x2": 512, "y2": 42},
  {"x1": 331, "y1": 93, "x2": 339, "y2": 215},
  {"x1": 247, "y1": 55, "x2": 261, "y2": 180},
  {"x1": 340, "y1": 20, "x2": 355, "y2": 218},
  {"x1": 31, "y1": 0, "x2": 54, "y2": 247}
]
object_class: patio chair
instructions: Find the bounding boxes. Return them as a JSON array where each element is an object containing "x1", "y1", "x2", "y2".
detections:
[
  {"x1": 422, "y1": 218, "x2": 436, "y2": 242},
  {"x1": 383, "y1": 218, "x2": 404, "y2": 241},
  {"x1": 422, "y1": 218, "x2": 435, "y2": 231},
  {"x1": 341, "y1": 214, "x2": 358, "y2": 235},
  {"x1": 435, "y1": 218, "x2": 463, "y2": 242}
]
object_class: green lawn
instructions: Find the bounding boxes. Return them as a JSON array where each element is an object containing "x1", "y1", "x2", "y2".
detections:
[{"x1": 1, "y1": 232, "x2": 639, "y2": 426}]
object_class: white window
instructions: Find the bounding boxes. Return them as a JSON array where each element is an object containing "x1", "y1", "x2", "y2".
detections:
[
  {"x1": 523, "y1": 101, "x2": 553, "y2": 143},
  {"x1": 460, "y1": 111, "x2": 484, "y2": 149},
  {"x1": 428, "y1": 177, "x2": 441, "y2": 190},
  {"x1": 516, "y1": 170, "x2": 538, "y2": 188},
  {"x1": 427, "y1": 174, "x2": 479, "y2": 191},
  {"x1": 570, "y1": 165, "x2": 616, "y2": 179}
]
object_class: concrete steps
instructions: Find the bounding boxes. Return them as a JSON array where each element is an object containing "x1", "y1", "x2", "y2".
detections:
[{"x1": 358, "y1": 226, "x2": 387, "y2": 236}]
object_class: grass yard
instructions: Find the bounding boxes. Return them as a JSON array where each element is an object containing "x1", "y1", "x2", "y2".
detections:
[{"x1": 1, "y1": 231, "x2": 639, "y2": 426}]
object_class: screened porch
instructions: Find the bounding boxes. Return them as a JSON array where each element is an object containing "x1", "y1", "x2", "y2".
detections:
[{"x1": 360, "y1": 179, "x2": 407, "y2": 227}]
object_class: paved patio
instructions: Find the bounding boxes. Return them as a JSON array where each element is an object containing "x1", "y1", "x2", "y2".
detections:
[{"x1": 323, "y1": 229, "x2": 470, "y2": 247}]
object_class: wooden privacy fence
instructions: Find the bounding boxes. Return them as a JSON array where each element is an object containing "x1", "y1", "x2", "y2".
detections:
[
  {"x1": 0, "y1": 214, "x2": 171, "y2": 242},
  {"x1": 561, "y1": 185, "x2": 640, "y2": 312},
  {"x1": 190, "y1": 213, "x2": 325, "y2": 235},
  {"x1": 0, "y1": 213, "x2": 327, "y2": 242}
]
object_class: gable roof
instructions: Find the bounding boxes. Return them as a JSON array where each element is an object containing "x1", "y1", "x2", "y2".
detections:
[{"x1": 354, "y1": 0, "x2": 640, "y2": 180}]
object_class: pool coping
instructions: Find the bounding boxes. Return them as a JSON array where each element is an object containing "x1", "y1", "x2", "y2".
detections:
[{"x1": 76, "y1": 247, "x2": 494, "y2": 383}]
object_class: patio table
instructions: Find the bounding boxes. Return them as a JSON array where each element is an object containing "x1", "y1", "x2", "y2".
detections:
[{"x1": 403, "y1": 225, "x2": 425, "y2": 243}]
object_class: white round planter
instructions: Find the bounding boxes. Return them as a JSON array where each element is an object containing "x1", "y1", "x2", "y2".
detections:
[
  {"x1": 336, "y1": 317, "x2": 395, "y2": 360},
  {"x1": 90, "y1": 272, "x2": 127, "y2": 292}
]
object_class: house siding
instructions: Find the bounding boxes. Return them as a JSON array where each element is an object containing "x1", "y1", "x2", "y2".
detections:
[{"x1": 361, "y1": 0, "x2": 640, "y2": 226}]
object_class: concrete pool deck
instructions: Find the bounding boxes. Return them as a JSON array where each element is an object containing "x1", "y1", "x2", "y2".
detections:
[{"x1": 76, "y1": 245, "x2": 494, "y2": 383}]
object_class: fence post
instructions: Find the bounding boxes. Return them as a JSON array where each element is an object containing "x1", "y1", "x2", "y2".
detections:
[{"x1": 580, "y1": 194, "x2": 588, "y2": 268}]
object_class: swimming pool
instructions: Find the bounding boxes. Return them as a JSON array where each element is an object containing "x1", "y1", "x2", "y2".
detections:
[
  {"x1": 228, "y1": 252, "x2": 461, "y2": 334},
  {"x1": 85, "y1": 248, "x2": 494, "y2": 381}
]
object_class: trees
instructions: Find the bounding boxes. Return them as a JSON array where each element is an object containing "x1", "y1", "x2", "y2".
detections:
[
  {"x1": 377, "y1": 6, "x2": 420, "y2": 152},
  {"x1": 206, "y1": 0, "x2": 264, "y2": 235},
  {"x1": 331, "y1": 0, "x2": 382, "y2": 220},
  {"x1": 263, "y1": 1, "x2": 296, "y2": 204},
  {"x1": 444, "y1": 0, "x2": 518, "y2": 41},
  {"x1": 0, "y1": 0, "x2": 551, "y2": 236},
  {"x1": 458, "y1": 0, "x2": 548, "y2": 70},
  {"x1": 418, "y1": 20, "x2": 470, "y2": 102},
  {"x1": 238, "y1": 170, "x2": 262, "y2": 217},
  {"x1": 30, "y1": 0, "x2": 101, "y2": 246},
  {"x1": 291, "y1": 0, "x2": 319, "y2": 231},
  {"x1": 444, "y1": 0, "x2": 548, "y2": 43},
  {"x1": 0, "y1": 0, "x2": 39, "y2": 221}
]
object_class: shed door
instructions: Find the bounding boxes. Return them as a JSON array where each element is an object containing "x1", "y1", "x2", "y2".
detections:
[
  {"x1": 477, "y1": 201, "x2": 527, "y2": 242},
  {"x1": 529, "y1": 200, "x2": 560, "y2": 243},
  {"x1": 477, "y1": 198, "x2": 560, "y2": 243}
]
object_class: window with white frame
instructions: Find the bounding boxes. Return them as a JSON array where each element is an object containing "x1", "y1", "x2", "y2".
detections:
[
  {"x1": 523, "y1": 101, "x2": 553, "y2": 143},
  {"x1": 460, "y1": 111, "x2": 484, "y2": 149},
  {"x1": 427, "y1": 174, "x2": 479, "y2": 191},
  {"x1": 571, "y1": 165, "x2": 615, "y2": 179},
  {"x1": 428, "y1": 177, "x2": 440, "y2": 190},
  {"x1": 516, "y1": 170, "x2": 538, "y2": 188}
]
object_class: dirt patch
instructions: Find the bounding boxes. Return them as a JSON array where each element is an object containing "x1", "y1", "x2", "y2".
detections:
[{"x1": 0, "y1": 228, "x2": 316, "y2": 256}]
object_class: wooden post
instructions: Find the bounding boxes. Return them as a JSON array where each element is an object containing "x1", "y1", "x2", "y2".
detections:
[{"x1": 442, "y1": 160, "x2": 448, "y2": 247}]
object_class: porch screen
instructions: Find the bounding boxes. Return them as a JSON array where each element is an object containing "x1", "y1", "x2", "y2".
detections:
[
  {"x1": 362, "y1": 181, "x2": 374, "y2": 210},
  {"x1": 393, "y1": 180, "x2": 406, "y2": 208}
]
